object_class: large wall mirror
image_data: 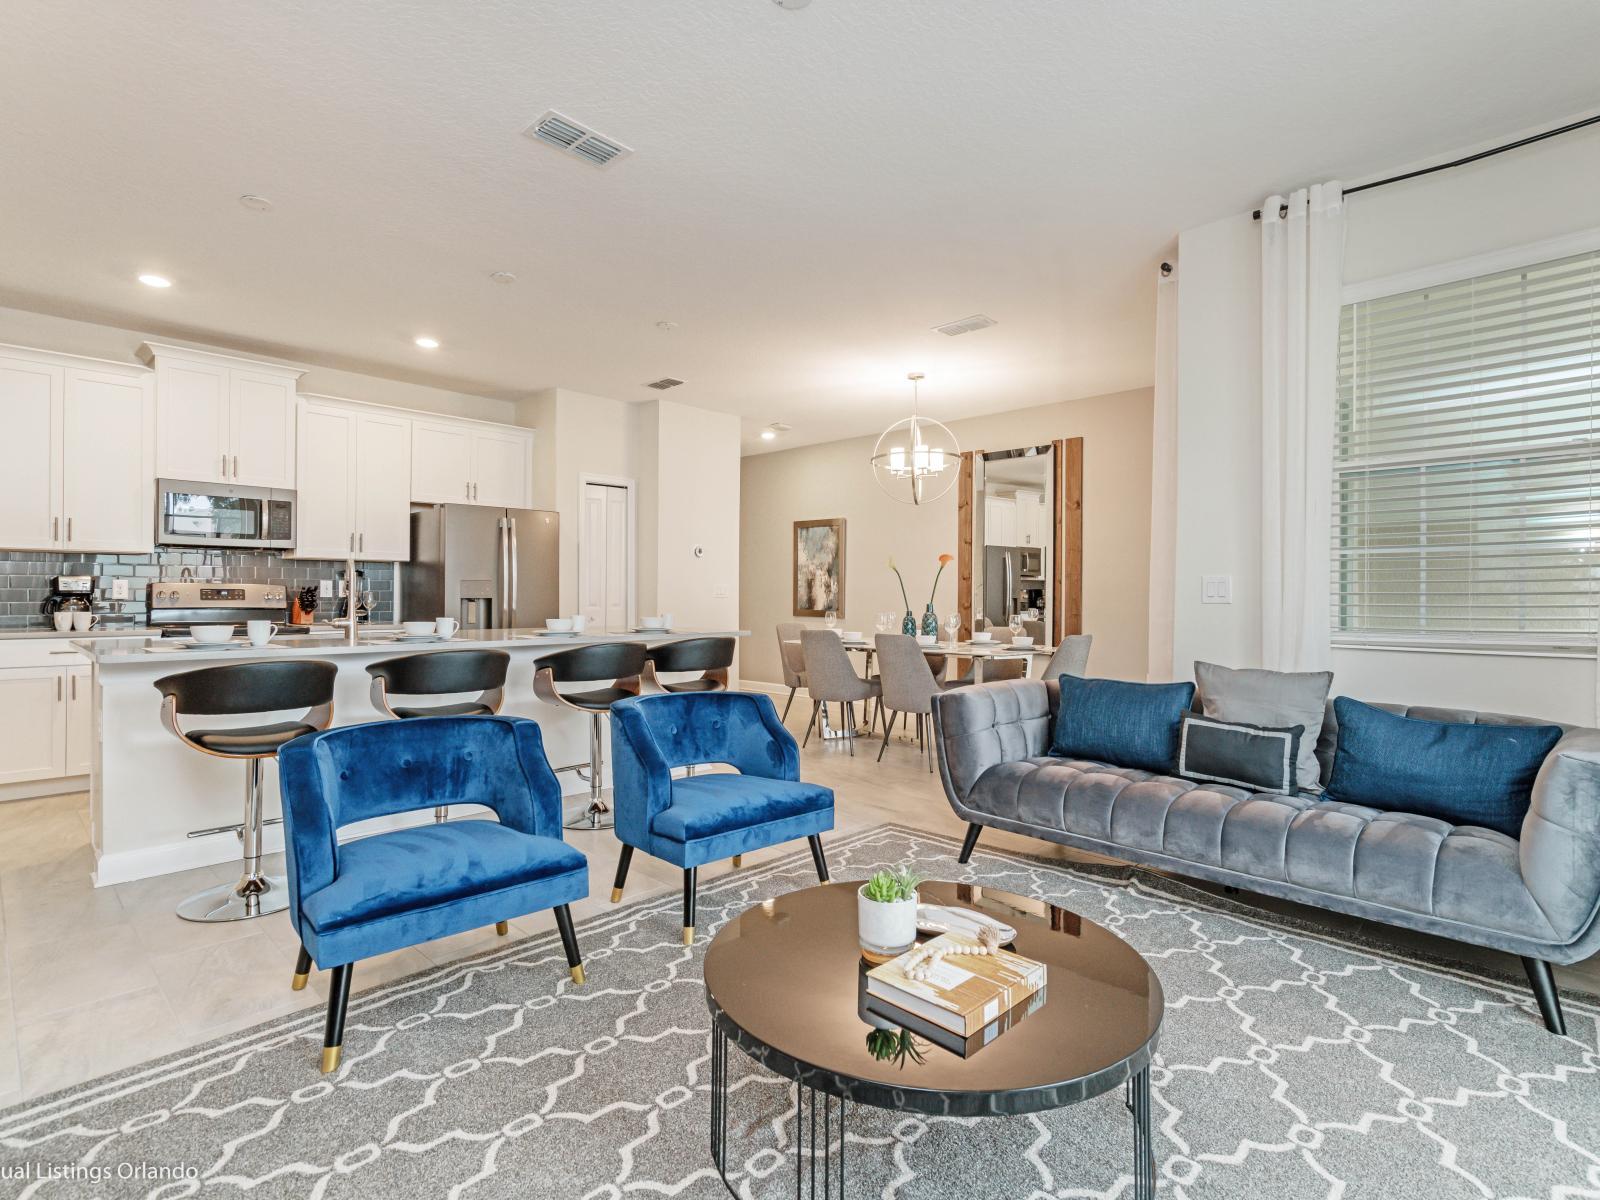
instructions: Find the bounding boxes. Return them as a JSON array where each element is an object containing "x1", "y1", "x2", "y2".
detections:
[{"x1": 957, "y1": 439, "x2": 1082, "y2": 644}]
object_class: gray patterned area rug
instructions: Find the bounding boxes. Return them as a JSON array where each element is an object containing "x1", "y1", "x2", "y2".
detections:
[{"x1": 2, "y1": 824, "x2": 1598, "y2": 1199}]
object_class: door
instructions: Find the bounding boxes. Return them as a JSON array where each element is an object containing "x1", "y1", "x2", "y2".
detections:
[
  {"x1": 579, "y1": 483, "x2": 631, "y2": 631},
  {"x1": 229, "y1": 369, "x2": 297, "y2": 487},
  {"x1": 472, "y1": 429, "x2": 530, "y2": 509},
  {"x1": 156, "y1": 357, "x2": 230, "y2": 483},
  {"x1": 65, "y1": 665, "x2": 93, "y2": 776},
  {"x1": 506, "y1": 509, "x2": 559, "y2": 627},
  {"x1": 412, "y1": 422, "x2": 475, "y2": 503},
  {"x1": 0, "y1": 668, "x2": 67, "y2": 783},
  {"x1": 355, "y1": 410, "x2": 413, "y2": 560},
  {"x1": 294, "y1": 403, "x2": 358, "y2": 558},
  {"x1": 0, "y1": 355, "x2": 61, "y2": 550},
  {"x1": 61, "y1": 368, "x2": 151, "y2": 552}
]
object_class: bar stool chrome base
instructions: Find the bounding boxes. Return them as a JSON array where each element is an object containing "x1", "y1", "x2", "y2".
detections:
[
  {"x1": 177, "y1": 873, "x2": 290, "y2": 922},
  {"x1": 564, "y1": 800, "x2": 615, "y2": 831}
]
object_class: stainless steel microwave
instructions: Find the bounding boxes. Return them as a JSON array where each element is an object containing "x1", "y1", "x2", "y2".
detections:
[{"x1": 156, "y1": 479, "x2": 296, "y2": 550}]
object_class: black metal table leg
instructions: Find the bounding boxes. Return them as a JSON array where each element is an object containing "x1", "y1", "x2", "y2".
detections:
[
  {"x1": 710, "y1": 1029, "x2": 847, "y2": 1198},
  {"x1": 1127, "y1": 1066, "x2": 1154, "y2": 1199}
]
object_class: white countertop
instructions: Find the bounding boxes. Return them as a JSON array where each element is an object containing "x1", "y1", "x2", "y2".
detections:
[
  {"x1": 77, "y1": 627, "x2": 749, "y2": 666},
  {"x1": 0, "y1": 625, "x2": 149, "y2": 640}
]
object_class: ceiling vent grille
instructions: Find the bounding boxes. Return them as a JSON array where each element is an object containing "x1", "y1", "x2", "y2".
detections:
[
  {"x1": 524, "y1": 110, "x2": 633, "y2": 168},
  {"x1": 645, "y1": 377, "x2": 685, "y2": 391},
  {"x1": 933, "y1": 313, "x2": 998, "y2": 336}
]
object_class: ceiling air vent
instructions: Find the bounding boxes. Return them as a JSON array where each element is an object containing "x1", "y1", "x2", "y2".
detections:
[
  {"x1": 933, "y1": 313, "x2": 998, "y2": 336},
  {"x1": 524, "y1": 110, "x2": 633, "y2": 168},
  {"x1": 645, "y1": 377, "x2": 685, "y2": 391}
]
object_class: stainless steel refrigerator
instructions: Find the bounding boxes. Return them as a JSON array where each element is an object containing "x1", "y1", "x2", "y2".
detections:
[{"x1": 403, "y1": 505, "x2": 559, "y2": 630}]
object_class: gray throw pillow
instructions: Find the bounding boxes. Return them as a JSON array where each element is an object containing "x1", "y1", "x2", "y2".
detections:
[{"x1": 1194, "y1": 661, "x2": 1333, "y2": 791}]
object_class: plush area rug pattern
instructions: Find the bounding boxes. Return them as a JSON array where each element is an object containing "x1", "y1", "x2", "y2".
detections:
[{"x1": 1, "y1": 824, "x2": 1596, "y2": 1198}]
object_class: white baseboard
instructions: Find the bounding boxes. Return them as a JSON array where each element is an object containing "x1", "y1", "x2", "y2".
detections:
[{"x1": 0, "y1": 775, "x2": 88, "y2": 803}]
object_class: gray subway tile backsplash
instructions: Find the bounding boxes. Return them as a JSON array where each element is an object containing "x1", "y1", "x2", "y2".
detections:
[{"x1": 0, "y1": 549, "x2": 394, "y2": 629}]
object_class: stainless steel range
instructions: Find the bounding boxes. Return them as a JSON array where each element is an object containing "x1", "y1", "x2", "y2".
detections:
[{"x1": 146, "y1": 581, "x2": 320, "y2": 637}]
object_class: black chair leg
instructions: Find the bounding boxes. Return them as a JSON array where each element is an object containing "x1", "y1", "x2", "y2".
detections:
[
  {"x1": 1522, "y1": 956, "x2": 1567, "y2": 1035},
  {"x1": 808, "y1": 834, "x2": 830, "y2": 882},
  {"x1": 683, "y1": 867, "x2": 699, "y2": 945},
  {"x1": 611, "y1": 844, "x2": 634, "y2": 903},
  {"x1": 957, "y1": 823, "x2": 983, "y2": 864},
  {"x1": 553, "y1": 904, "x2": 585, "y2": 985},
  {"x1": 802, "y1": 701, "x2": 819, "y2": 747},
  {"x1": 846, "y1": 702, "x2": 855, "y2": 756},
  {"x1": 322, "y1": 963, "x2": 352, "y2": 1074},
  {"x1": 292, "y1": 944, "x2": 312, "y2": 991},
  {"x1": 877, "y1": 710, "x2": 895, "y2": 762},
  {"x1": 782, "y1": 686, "x2": 797, "y2": 723}
]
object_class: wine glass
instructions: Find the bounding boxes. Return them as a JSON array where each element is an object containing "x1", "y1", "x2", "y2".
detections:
[
  {"x1": 824, "y1": 609, "x2": 838, "y2": 633},
  {"x1": 876, "y1": 611, "x2": 891, "y2": 634},
  {"x1": 1009, "y1": 612, "x2": 1024, "y2": 638},
  {"x1": 944, "y1": 613, "x2": 961, "y2": 645}
]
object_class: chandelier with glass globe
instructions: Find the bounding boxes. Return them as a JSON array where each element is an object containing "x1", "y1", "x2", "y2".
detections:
[{"x1": 870, "y1": 372, "x2": 960, "y2": 506}]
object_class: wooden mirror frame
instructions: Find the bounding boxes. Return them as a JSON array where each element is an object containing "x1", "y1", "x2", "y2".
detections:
[{"x1": 957, "y1": 437, "x2": 1082, "y2": 644}]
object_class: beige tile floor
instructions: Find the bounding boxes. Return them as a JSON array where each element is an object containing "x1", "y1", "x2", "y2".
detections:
[{"x1": 0, "y1": 699, "x2": 1594, "y2": 1107}]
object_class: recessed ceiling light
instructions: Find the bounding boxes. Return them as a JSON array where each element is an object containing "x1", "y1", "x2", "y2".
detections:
[
  {"x1": 760, "y1": 429, "x2": 777, "y2": 441},
  {"x1": 489, "y1": 271, "x2": 517, "y2": 285},
  {"x1": 656, "y1": 321, "x2": 678, "y2": 333},
  {"x1": 772, "y1": 0, "x2": 812, "y2": 8},
  {"x1": 238, "y1": 194, "x2": 274, "y2": 212},
  {"x1": 414, "y1": 336, "x2": 440, "y2": 350},
  {"x1": 138, "y1": 273, "x2": 172, "y2": 288}
]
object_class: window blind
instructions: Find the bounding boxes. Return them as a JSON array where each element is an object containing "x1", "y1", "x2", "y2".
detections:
[{"x1": 1333, "y1": 249, "x2": 1600, "y2": 647}]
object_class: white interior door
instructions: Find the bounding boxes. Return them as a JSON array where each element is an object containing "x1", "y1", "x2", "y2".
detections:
[
  {"x1": 61, "y1": 368, "x2": 151, "y2": 552},
  {"x1": 580, "y1": 482, "x2": 631, "y2": 631},
  {"x1": 0, "y1": 356, "x2": 62, "y2": 550}
]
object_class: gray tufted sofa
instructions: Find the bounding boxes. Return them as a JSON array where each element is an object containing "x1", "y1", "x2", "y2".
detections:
[{"x1": 931, "y1": 678, "x2": 1600, "y2": 1034}]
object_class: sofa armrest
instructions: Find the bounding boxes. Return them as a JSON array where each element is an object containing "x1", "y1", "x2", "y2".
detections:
[
  {"x1": 931, "y1": 679, "x2": 1052, "y2": 804},
  {"x1": 1521, "y1": 728, "x2": 1600, "y2": 942}
]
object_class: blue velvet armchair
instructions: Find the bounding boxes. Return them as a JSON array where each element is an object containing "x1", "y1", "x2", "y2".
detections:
[
  {"x1": 277, "y1": 715, "x2": 589, "y2": 1073},
  {"x1": 608, "y1": 691, "x2": 834, "y2": 944}
]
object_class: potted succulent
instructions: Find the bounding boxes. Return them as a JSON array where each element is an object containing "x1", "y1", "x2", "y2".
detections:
[{"x1": 858, "y1": 865, "x2": 923, "y2": 962}]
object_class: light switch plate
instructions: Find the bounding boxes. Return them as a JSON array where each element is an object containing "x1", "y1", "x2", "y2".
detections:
[
  {"x1": 319, "y1": 579, "x2": 334, "y2": 598},
  {"x1": 1201, "y1": 575, "x2": 1233, "y2": 604},
  {"x1": 110, "y1": 578, "x2": 130, "y2": 600}
]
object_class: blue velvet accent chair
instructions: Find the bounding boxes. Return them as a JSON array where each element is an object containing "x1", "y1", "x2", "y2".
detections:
[
  {"x1": 277, "y1": 715, "x2": 589, "y2": 1073},
  {"x1": 608, "y1": 691, "x2": 835, "y2": 944}
]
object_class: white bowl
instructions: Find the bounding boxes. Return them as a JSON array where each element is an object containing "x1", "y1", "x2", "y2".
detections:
[
  {"x1": 639, "y1": 617, "x2": 668, "y2": 630},
  {"x1": 841, "y1": 630, "x2": 863, "y2": 642},
  {"x1": 401, "y1": 620, "x2": 435, "y2": 637},
  {"x1": 915, "y1": 634, "x2": 937, "y2": 647},
  {"x1": 545, "y1": 618, "x2": 575, "y2": 632},
  {"x1": 1012, "y1": 636, "x2": 1035, "y2": 648},
  {"x1": 189, "y1": 624, "x2": 235, "y2": 644},
  {"x1": 971, "y1": 631, "x2": 994, "y2": 643}
]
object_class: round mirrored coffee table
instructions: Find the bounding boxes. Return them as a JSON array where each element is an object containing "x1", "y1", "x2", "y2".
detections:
[{"x1": 702, "y1": 880, "x2": 1163, "y2": 1198}]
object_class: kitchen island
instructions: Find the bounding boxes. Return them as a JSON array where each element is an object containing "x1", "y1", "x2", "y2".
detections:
[{"x1": 76, "y1": 628, "x2": 748, "y2": 886}]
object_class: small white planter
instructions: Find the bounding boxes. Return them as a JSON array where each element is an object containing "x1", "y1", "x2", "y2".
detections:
[{"x1": 858, "y1": 886, "x2": 919, "y2": 963}]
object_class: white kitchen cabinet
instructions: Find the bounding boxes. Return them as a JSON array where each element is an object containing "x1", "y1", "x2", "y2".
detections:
[
  {"x1": 411, "y1": 418, "x2": 532, "y2": 508},
  {"x1": 0, "y1": 667, "x2": 69, "y2": 784},
  {"x1": 143, "y1": 344, "x2": 302, "y2": 487},
  {"x1": 66, "y1": 664, "x2": 94, "y2": 777},
  {"x1": 1016, "y1": 489, "x2": 1046, "y2": 547},
  {"x1": 0, "y1": 346, "x2": 153, "y2": 553},
  {"x1": 294, "y1": 397, "x2": 413, "y2": 561},
  {"x1": 984, "y1": 495, "x2": 1017, "y2": 547}
]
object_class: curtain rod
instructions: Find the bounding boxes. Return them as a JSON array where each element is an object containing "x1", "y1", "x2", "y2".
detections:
[{"x1": 1251, "y1": 112, "x2": 1600, "y2": 220}]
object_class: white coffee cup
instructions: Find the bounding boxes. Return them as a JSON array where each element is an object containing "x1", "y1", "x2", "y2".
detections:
[
  {"x1": 53, "y1": 612, "x2": 73, "y2": 632},
  {"x1": 246, "y1": 620, "x2": 279, "y2": 646},
  {"x1": 660, "y1": 612, "x2": 674, "y2": 628},
  {"x1": 434, "y1": 617, "x2": 459, "y2": 639},
  {"x1": 570, "y1": 614, "x2": 587, "y2": 633},
  {"x1": 401, "y1": 620, "x2": 435, "y2": 637},
  {"x1": 72, "y1": 611, "x2": 97, "y2": 632},
  {"x1": 640, "y1": 616, "x2": 667, "y2": 630}
]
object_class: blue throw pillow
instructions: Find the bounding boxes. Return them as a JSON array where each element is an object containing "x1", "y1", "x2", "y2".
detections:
[
  {"x1": 1050, "y1": 675, "x2": 1196, "y2": 773},
  {"x1": 1324, "y1": 697, "x2": 1562, "y2": 838}
]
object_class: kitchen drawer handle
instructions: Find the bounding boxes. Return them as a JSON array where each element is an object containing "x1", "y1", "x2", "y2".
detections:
[{"x1": 49, "y1": 649, "x2": 77, "y2": 655}]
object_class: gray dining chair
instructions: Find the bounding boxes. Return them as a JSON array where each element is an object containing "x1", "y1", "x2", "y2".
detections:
[
  {"x1": 776, "y1": 622, "x2": 808, "y2": 721},
  {"x1": 875, "y1": 634, "x2": 962, "y2": 771},
  {"x1": 953, "y1": 626, "x2": 1026, "y2": 685},
  {"x1": 799, "y1": 630, "x2": 880, "y2": 755},
  {"x1": 1037, "y1": 633, "x2": 1093, "y2": 680}
]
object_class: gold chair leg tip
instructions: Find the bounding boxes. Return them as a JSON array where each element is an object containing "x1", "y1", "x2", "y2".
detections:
[
  {"x1": 320, "y1": 1046, "x2": 342, "y2": 1074},
  {"x1": 731, "y1": 855, "x2": 743, "y2": 868},
  {"x1": 570, "y1": 964, "x2": 586, "y2": 985},
  {"x1": 290, "y1": 972, "x2": 309, "y2": 992},
  {"x1": 683, "y1": 926, "x2": 695, "y2": 946},
  {"x1": 610, "y1": 887, "x2": 623, "y2": 903},
  {"x1": 494, "y1": 921, "x2": 509, "y2": 936}
]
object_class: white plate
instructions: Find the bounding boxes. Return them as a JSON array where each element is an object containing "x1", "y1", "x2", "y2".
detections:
[
  {"x1": 632, "y1": 627, "x2": 673, "y2": 634},
  {"x1": 394, "y1": 634, "x2": 450, "y2": 642},
  {"x1": 527, "y1": 629, "x2": 580, "y2": 637},
  {"x1": 915, "y1": 904, "x2": 1018, "y2": 943},
  {"x1": 177, "y1": 641, "x2": 251, "y2": 650}
]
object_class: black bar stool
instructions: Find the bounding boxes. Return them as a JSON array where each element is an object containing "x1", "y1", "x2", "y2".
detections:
[
  {"x1": 532, "y1": 642, "x2": 647, "y2": 830},
  {"x1": 154, "y1": 660, "x2": 337, "y2": 922},
  {"x1": 366, "y1": 649, "x2": 510, "y2": 823},
  {"x1": 642, "y1": 637, "x2": 735, "y2": 693}
]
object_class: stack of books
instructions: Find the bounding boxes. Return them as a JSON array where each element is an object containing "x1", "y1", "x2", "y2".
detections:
[{"x1": 864, "y1": 932, "x2": 1047, "y2": 1055}]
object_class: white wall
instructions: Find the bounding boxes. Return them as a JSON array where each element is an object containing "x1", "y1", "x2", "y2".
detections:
[
  {"x1": 1167, "y1": 122, "x2": 1600, "y2": 724},
  {"x1": 644, "y1": 400, "x2": 741, "y2": 635},
  {"x1": 740, "y1": 387, "x2": 1153, "y2": 687}
]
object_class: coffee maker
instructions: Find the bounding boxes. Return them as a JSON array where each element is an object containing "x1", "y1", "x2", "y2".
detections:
[{"x1": 42, "y1": 575, "x2": 95, "y2": 620}]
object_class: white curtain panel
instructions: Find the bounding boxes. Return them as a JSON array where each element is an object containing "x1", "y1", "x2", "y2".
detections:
[
  {"x1": 1259, "y1": 183, "x2": 1344, "y2": 672},
  {"x1": 1148, "y1": 263, "x2": 1179, "y2": 680}
]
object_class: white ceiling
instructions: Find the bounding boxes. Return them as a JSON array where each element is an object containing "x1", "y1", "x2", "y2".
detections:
[{"x1": 3, "y1": 1, "x2": 1598, "y2": 455}]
